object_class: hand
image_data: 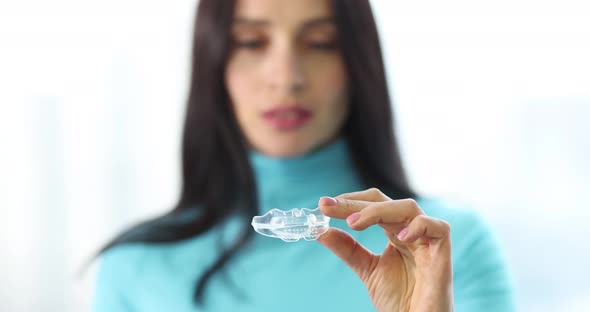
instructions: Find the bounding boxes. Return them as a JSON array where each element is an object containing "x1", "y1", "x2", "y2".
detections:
[{"x1": 317, "y1": 188, "x2": 453, "y2": 312}]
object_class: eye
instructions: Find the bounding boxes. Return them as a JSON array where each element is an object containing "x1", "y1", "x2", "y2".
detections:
[
  {"x1": 304, "y1": 31, "x2": 338, "y2": 51},
  {"x1": 234, "y1": 39, "x2": 266, "y2": 50},
  {"x1": 307, "y1": 40, "x2": 337, "y2": 50}
]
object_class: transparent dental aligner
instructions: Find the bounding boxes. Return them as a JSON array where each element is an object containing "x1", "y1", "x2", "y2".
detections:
[{"x1": 251, "y1": 208, "x2": 330, "y2": 242}]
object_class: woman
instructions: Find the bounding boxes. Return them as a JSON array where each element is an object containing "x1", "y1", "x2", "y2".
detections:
[{"x1": 93, "y1": 0, "x2": 515, "y2": 311}]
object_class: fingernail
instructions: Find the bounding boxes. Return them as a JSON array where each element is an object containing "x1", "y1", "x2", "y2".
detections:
[
  {"x1": 346, "y1": 212, "x2": 361, "y2": 225},
  {"x1": 320, "y1": 196, "x2": 338, "y2": 206},
  {"x1": 397, "y1": 227, "x2": 409, "y2": 240}
]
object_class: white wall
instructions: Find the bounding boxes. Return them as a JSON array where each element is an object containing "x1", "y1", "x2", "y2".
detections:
[
  {"x1": 1, "y1": 0, "x2": 588, "y2": 311},
  {"x1": 372, "y1": 2, "x2": 590, "y2": 310}
]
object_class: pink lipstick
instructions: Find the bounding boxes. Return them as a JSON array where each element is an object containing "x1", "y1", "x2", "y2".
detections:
[{"x1": 262, "y1": 106, "x2": 312, "y2": 130}]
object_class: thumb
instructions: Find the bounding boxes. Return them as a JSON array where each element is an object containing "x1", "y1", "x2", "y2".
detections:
[{"x1": 317, "y1": 228, "x2": 377, "y2": 281}]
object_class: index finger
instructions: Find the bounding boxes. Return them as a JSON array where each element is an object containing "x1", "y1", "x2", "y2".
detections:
[
  {"x1": 347, "y1": 198, "x2": 425, "y2": 231},
  {"x1": 336, "y1": 188, "x2": 391, "y2": 202},
  {"x1": 318, "y1": 196, "x2": 372, "y2": 219},
  {"x1": 317, "y1": 188, "x2": 391, "y2": 219}
]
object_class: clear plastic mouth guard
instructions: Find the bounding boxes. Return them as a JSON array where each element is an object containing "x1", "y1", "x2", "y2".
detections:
[{"x1": 251, "y1": 208, "x2": 330, "y2": 242}]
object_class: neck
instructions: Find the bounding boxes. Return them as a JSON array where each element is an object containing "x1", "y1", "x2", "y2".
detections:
[{"x1": 249, "y1": 137, "x2": 364, "y2": 214}]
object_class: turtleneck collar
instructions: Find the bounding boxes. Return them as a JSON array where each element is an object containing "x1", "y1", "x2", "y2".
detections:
[
  {"x1": 249, "y1": 137, "x2": 350, "y2": 182},
  {"x1": 248, "y1": 137, "x2": 364, "y2": 214}
]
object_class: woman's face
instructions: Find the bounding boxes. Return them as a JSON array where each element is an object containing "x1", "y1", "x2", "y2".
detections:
[{"x1": 225, "y1": 0, "x2": 349, "y2": 157}]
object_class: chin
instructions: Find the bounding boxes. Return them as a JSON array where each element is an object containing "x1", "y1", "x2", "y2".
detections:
[{"x1": 255, "y1": 137, "x2": 318, "y2": 158}]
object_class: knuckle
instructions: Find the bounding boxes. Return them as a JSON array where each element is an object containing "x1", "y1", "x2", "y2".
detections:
[
  {"x1": 401, "y1": 198, "x2": 419, "y2": 210},
  {"x1": 412, "y1": 214, "x2": 428, "y2": 227},
  {"x1": 368, "y1": 187, "x2": 381, "y2": 195},
  {"x1": 440, "y1": 220, "x2": 451, "y2": 235},
  {"x1": 367, "y1": 187, "x2": 387, "y2": 200},
  {"x1": 414, "y1": 214, "x2": 427, "y2": 223},
  {"x1": 340, "y1": 198, "x2": 354, "y2": 210}
]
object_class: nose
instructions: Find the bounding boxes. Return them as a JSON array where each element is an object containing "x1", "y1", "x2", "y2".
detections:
[{"x1": 266, "y1": 43, "x2": 306, "y2": 95}]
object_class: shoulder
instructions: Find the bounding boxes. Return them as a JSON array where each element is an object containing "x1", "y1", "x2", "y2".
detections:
[
  {"x1": 95, "y1": 243, "x2": 151, "y2": 289},
  {"x1": 92, "y1": 244, "x2": 151, "y2": 311},
  {"x1": 99, "y1": 243, "x2": 148, "y2": 269},
  {"x1": 95, "y1": 211, "x2": 227, "y2": 280},
  {"x1": 93, "y1": 237, "x2": 217, "y2": 311},
  {"x1": 96, "y1": 231, "x2": 220, "y2": 279}
]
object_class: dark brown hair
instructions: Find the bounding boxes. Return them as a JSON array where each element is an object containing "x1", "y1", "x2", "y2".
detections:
[{"x1": 98, "y1": 0, "x2": 414, "y2": 306}]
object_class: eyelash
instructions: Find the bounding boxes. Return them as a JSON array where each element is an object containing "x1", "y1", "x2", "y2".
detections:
[
  {"x1": 234, "y1": 40, "x2": 337, "y2": 51},
  {"x1": 307, "y1": 41, "x2": 337, "y2": 50},
  {"x1": 235, "y1": 40, "x2": 266, "y2": 49}
]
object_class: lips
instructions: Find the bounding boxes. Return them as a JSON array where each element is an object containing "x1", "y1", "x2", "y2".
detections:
[{"x1": 262, "y1": 106, "x2": 312, "y2": 130}]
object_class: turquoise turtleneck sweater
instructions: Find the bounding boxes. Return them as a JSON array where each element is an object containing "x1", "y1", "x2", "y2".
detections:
[{"x1": 93, "y1": 139, "x2": 516, "y2": 311}]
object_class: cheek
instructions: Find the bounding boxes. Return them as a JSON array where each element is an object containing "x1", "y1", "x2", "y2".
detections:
[
  {"x1": 226, "y1": 61, "x2": 247, "y2": 107},
  {"x1": 225, "y1": 60, "x2": 260, "y2": 123},
  {"x1": 311, "y1": 59, "x2": 349, "y2": 116}
]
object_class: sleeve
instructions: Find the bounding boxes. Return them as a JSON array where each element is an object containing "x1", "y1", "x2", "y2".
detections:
[
  {"x1": 91, "y1": 247, "x2": 137, "y2": 312},
  {"x1": 450, "y1": 210, "x2": 517, "y2": 312}
]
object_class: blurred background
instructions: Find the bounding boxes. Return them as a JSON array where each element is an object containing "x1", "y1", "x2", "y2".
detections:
[{"x1": 1, "y1": 0, "x2": 588, "y2": 311}]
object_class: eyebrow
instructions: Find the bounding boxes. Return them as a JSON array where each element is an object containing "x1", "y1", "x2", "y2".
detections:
[
  {"x1": 232, "y1": 16, "x2": 335, "y2": 29},
  {"x1": 301, "y1": 17, "x2": 335, "y2": 30}
]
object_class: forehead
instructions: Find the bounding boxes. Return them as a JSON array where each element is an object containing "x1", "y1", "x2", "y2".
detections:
[{"x1": 233, "y1": 0, "x2": 333, "y2": 27}]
